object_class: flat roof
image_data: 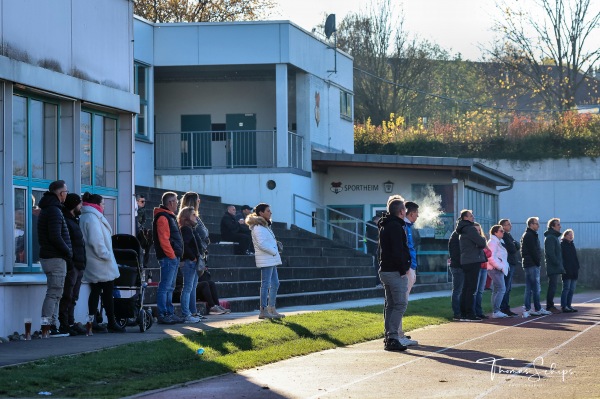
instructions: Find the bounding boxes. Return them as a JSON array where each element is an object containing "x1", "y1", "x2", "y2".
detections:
[{"x1": 311, "y1": 152, "x2": 514, "y2": 187}]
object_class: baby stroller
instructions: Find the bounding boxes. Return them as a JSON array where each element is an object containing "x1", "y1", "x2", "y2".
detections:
[{"x1": 112, "y1": 234, "x2": 153, "y2": 332}]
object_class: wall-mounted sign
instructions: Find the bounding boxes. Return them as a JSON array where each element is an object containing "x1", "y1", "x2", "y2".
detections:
[{"x1": 330, "y1": 181, "x2": 380, "y2": 194}]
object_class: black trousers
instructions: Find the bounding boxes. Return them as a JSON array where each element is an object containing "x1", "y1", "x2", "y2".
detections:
[
  {"x1": 59, "y1": 267, "x2": 84, "y2": 328},
  {"x1": 197, "y1": 274, "x2": 220, "y2": 309},
  {"x1": 460, "y1": 263, "x2": 481, "y2": 317},
  {"x1": 224, "y1": 232, "x2": 252, "y2": 254},
  {"x1": 88, "y1": 280, "x2": 116, "y2": 320}
]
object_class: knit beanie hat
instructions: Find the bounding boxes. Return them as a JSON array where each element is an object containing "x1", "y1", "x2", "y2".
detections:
[{"x1": 64, "y1": 193, "x2": 82, "y2": 211}]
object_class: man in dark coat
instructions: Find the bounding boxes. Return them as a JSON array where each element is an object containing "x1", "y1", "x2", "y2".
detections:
[
  {"x1": 448, "y1": 222, "x2": 463, "y2": 320},
  {"x1": 457, "y1": 209, "x2": 487, "y2": 321},
  {"x1": 58, "y1": 194, "x2": 87, "y2": 336},
  {"x1": 38, "y1": 180, "x2": 72, "y2": 337},
  {"x1": 521, "y1": 217, "x2": 552, "y2": 317},
  {"x1": 220, "y1": 205, "x2": 252, "y2": 255},
  {"x1": 499, "y1": 219, "x2": 520, "y2": 317},
  {"x1": 378, "y1": 195, "x2": 412, "y2": 352}
]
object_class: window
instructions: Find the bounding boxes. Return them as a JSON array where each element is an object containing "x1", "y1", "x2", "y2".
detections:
[
  {"x1": 80, "y1": 110, "x2": 118, "y2": 189},
  {"x1": 340, "y1": 90, "x2": 352, "y2": 120},
  {"x1": 134, "y1": 62, "x2": 149, "y2": 137},
  {"x1": 12, "y1": 93, "x2": 59, "y2": 271}
]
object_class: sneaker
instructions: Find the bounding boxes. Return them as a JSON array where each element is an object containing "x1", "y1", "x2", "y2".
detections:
[
  {"x1": 568, "y1": 306, "x2": 578, "y2": 312},
  {"x1": 107, "y1": 323, "x2": 126, "y2": 333},
  {"x1": 562, "y1": 307, "x2": 574, "y2": 313},
  {"x1": 522, "y1": 311, "x2": 530, "y2": 318},
  {"x1": 506, "y1": 310, "x2": 519, "y2": 317},
  {"x1": 157, "y1": 314, "x2": 177, "y2": 325},
  {"x1": 477, "y1": 314, "x2": 489, "y2": 319},
  {"x1": 452, "y1": 315, "x2": 462, "y2": 321},
  {"x1": 529, "y1": 310, "x2": 542, "y2": 316},
  {"x1": 70, "y1": 323, "x2": 87, "y2": 335},
  {"x1": 171, "y1": 314, "x2": 185, "y2": 323},
  {"x1": 184, "y1": 315, "x2": 201, "y2": 324},
  {"x1": 209, "y1": 306, "x2": 226, "y2": 315},
  {"x1": 384, "y1": 338, "x2": 407, "y2": 352},
  {"x1": 399, "y1": 337, "x2": 419, "y2": 346},
  {"x1": 547, "y1": 306, "x2": 561, "y2": 314},
  {"x1": 492, "y1": 311, "x2": 508, "y2": 319},
  {"x1": 49, "y1": 326, "x2": 69, "y2": 338},
  {"x1": 465, "y1": 315, "x2": 482, "y2": 322},
  {"x1": 539, "y1": 309, "x2": 552, "y2": 315},
  {"x1": 92, "y1": 322, "x2": 108, "y2": 333},
  {"x1": 216, "y1": 305, "x2": 231, "y2": 314}
]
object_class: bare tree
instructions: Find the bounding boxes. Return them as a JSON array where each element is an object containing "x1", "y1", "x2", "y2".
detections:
[
  {"x1": 489, "y1": 0, "x2": 600, "y2": 112},
  {"x1": 134, "y1": 0, "x2": 275, "y2": 23}
]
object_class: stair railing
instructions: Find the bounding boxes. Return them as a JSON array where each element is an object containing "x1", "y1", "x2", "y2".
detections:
[{"x1": 292, "y1": 194, "x2": 377, "y2": 252}]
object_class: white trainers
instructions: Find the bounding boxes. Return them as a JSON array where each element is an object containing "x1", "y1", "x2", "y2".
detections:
[
  {"x1": 209, "y1": 306, "x2": 226, "y2": 315},
  {"x1": 529, "y1": 310, "x2": 542, "y2": 316},
  {"x1": 539, "y1": 308, "x2": 552, "y2": 315},
  {"x1": 492, "y1": 311, "x2": 508, "y2": 318},
  {"x1": 184, "y1": 315, "x2": 201, "y2": 324},
  {"x1": 399, "y1": 337, "x2": 419, "y2": 346},
  {"x1": 522, "y1": 311, "x2": 530, "y2": 318}
]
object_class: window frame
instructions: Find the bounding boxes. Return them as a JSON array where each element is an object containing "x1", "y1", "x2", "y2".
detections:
[
  {"x1": 134, "y1": 61, "x2": 150, "y2": 140},
  {"x1": 339, "y1": 90, "x2": 353, "y2": 121}
]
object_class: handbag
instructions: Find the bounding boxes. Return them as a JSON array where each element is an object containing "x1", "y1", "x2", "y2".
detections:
[{"x1": 189, "y1": 226, "x2": 208, "y2": 276}]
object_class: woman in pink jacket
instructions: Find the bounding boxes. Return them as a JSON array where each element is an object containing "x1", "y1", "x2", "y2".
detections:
[{"x1": 487, "y1": 225, "x2": 509, "y2": 318}]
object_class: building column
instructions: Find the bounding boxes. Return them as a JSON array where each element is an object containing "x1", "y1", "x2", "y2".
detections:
[
  {"x1": 1, "y1": 82, "x2": 14, "y2": 275},
  {"x1": 275, "y1": 64, "x2": 288, "y2": 167}
]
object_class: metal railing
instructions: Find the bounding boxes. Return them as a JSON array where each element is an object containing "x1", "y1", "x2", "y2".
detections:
[
  {"x1": 292, "y1": 194, "x2": 375, "y2": 252},
  {"x1": 155, "y1": 130, "x2": 304, "y2": 170}
]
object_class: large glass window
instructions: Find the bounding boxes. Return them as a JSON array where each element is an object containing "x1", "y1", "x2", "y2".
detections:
[
  {"x1": 12, "y1": 93, "x2": 59, "y2": 272},
  {"x1": 81, "y1": 110, "x2": 118, "y2": 189},
  {"x1": 465, "y1": 188, "x2": 497, "y2": 234},
  {"x1": 134, "y1": 62, "x2": 149, "y2": 137}
]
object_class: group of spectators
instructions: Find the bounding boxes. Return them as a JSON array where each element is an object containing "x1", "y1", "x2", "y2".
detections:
[
  {"x1": 38, "y1": 180, "x2": 126, "y2": 337},
  {"x1": 449, "y1": 211, "x2": 581, "y2": 322}
]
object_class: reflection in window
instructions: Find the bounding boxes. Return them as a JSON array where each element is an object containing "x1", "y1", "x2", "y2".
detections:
[
  {"x1": 14, "y1": 188, "x2": 27, "y2": 264},
  {"x1": 12, "y1": 95, "x2": 28, "y2": 176},
  {"x1": 32, "y1": 190, "x2": 44, "y2": 264},
  {"x1": 30, "y1": 100, "x2": 58, "y2": 180},
  {"x1": 81, "y1": 112, "x2": 92, "y2": 185},
  {"x1": 134, "y1": 62, "x2": 149, "y2": 136}
]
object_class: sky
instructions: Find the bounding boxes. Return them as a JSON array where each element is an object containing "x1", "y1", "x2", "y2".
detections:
[
  {"x1": 270, "y1": 0, "x2": 498, "y2": 60},
  {"x1": 270, "y1": 0, "x2": 600, "y2": 61}
]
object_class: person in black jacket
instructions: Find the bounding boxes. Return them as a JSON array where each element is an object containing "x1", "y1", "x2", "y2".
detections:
[
  {"x1": 58, "y1": 194, "x2": 87, "y2": 336},
  {"x1": 220, "y1": 205, "x2": 253, "y2": 255},
  {"x1": 448, "y1": 221, "x2": 463, "y2": 320},
  {"x1": 520, "y1": 217, "x2": 551, "y2": 317},
  {"x1": 378, "y1": 195, "x2": 412, "y2": 352},
  {"x1": 37, "y1": 180, "x2": 72, "y2": 337},
  {"x1": 560, "y1": 229, "x2": 580, "y2": 312},
  {"x1": 457, "y1": 209, "x2": 487, "y2": 322},
  {"x1": 499, "y1": 219, "x2": 520, "y2": 317}
]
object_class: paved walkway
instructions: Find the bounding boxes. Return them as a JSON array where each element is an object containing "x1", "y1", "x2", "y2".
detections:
[{"x1": 129, "y1": 291, "x2": 600, "y2": 399}]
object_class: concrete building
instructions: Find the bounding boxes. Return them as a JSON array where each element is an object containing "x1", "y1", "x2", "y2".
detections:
[{"x1": 1, "y1": 0, "x2": 138, "y2": 337}]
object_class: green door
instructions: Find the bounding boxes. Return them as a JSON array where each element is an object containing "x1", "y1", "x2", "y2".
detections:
[
  {"x1": 181, "y1": 115, "x2": 211, "y2": 169},
  {"x1": 226, "y1": 114, "x2": 256, "y2": 168}
]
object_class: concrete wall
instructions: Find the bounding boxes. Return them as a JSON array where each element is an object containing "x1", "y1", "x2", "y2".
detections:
[{"x1": 481, "y1": 158, "x2": 600, "y2": 248}]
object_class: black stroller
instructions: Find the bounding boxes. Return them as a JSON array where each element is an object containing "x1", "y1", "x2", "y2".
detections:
[{"x1": 112, "y1": 234, "x2": 153, "y2": 332}]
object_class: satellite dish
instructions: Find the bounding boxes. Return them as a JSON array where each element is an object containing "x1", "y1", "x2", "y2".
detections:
[{"x1": 324, "y1": 14, "x2": 336, "y2": 39}]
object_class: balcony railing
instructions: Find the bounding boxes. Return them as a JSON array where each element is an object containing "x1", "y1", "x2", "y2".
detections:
[{"x1": 155, "y1": 130, "x2": 303, "y2": 170}]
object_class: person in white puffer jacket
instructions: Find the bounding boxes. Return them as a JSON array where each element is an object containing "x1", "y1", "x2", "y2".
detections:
[
  {"x1": 487, "y1": 225, "x2": 509, "y2": 319},
  {"x1": 245, "y1": 203, "x2": 284, "y2": 320}
]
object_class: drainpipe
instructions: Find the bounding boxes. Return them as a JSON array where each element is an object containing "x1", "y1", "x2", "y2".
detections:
[{"x1": 498, "y1": 180, "x2": 514, "y2": 192}]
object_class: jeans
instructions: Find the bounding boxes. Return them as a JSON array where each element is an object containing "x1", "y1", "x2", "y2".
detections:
[
  {"x1": 489, "y1": 269, "x2": 506, "y2": 313},
  {"x1": 180, "y1": 259, "x2": 199, "y2": 317},
  {"x1": 473, "y1": 268, "x2": 488, "y2": 316},
  {"x1": 59, "y1": 266, "x2": 83, "y2": 328},
  {"x1": 40, "y1": 258, "x2": 67, "y2": 326},
  {"x1": 450, "y1": 267, "x2": 464, "y2": 317},
  {"x1": 546, "y1": 274, "x2": 560, "y2": 309},
  {"x1": 260, "y1": 266, "x2": 280, "y2": 308},
  {"x1": 500, "y1": 264, "x2": 515, "y2": 312},
  {"x1": 460, "y1": 263, "x2": 480, "y2": 318},
  {"x1": 379, "y1": 271, "x2": 409, "y2": 340},
  {"x1": 524, "y1": 266, "x2": 541, "y2": 311},
  {"x1": 561, "y1": 278, "x2": 577, "y2": 308},
  {"x1": 157, "y1": 257, "x2": 179, "y2": 316}
]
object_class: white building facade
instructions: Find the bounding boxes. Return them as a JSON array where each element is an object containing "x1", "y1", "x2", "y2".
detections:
[{"x1": 0, "y1": 0, "x2": 138, "y2": 337}]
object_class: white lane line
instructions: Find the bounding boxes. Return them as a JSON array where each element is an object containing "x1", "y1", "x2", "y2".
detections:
[
  {"x1": 475, "y1": 297, "x2": 600, "y2": 398},
  {"x1": 308, "y1": 296, "x2": 600, "y2": 399}
]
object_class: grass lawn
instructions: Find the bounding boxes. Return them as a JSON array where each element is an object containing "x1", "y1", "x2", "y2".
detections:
[{"x1": 0, "y1": 284, "x2": 585, "y2": 398}]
